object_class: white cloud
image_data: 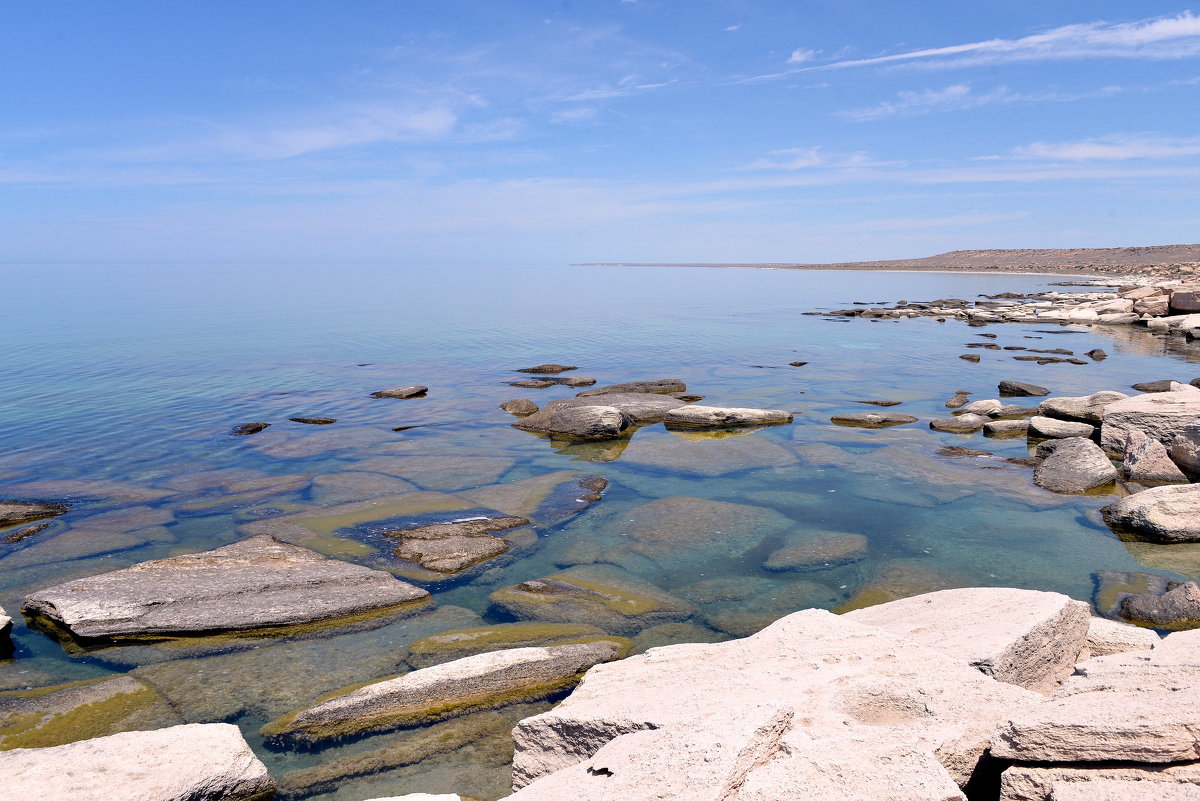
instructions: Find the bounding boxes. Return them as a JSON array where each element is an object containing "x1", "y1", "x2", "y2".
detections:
[
  {"x1": 740, "y1": 146, "x2": 898, "y2": 171},
  {"x1": 725, "y1": 25, "x2": 740, "y2": 33},
  {"x1": 550, "y1": 107, "x2": 598, "y2": 123},
  {"x1": 787, "y1": 48, "x2": 817, "y2": 64},
  {"x1": 840, "y1": 83, "x2": 1123, "y2": 121},
  {"x1": 1007, "y1": 134, "x2": 1200, "y2": 161}
]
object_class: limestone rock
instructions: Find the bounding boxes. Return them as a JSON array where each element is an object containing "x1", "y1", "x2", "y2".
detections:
[
  {"x1": 500, "y1": 399, "x2": 539, "y2": 416},
  {"x1": 663, "y1": 405, "x2": 792, "y2": 428},
  {"x1": 1169, "y1": 423, "x2": 1200, "y2": 474},
  {"x1": 1033, "y1": 438, "x2": 1119, "y2": 494},
  {"x1": 263, "y1": 642, "x2": 622, "y2": 746},
  {"x1": 0, "y1": 676, "x2": 183, "y2": 749},
  {"x1": 929, "y1": 414, "x2": 989, "y2": 433},
  {"x1": 1101, "y1": 484, "x2": 1200, "y2": 542},
  {"x1": 831, "y1": 412, "x2": 919, "y2": 428},
  {"x1": 0, "y1": 500, "x2": 69, "y2": 528},
  {"x1": 517, "y1": 364, "x2": 578, "y2": 373},
  {"x1": 0, "y1": 723, "x2": 274, "y2": 801},
  {"x1": 1000, "y1": 764, "x2": 1200, "y2": 801},
  {"x1": 511, "y1": 608, "x2": 1039, "y2": 789},
  {"x1": 577, "y1": 379, "x2": 686, "y2": 396},
  {"x1": 1101, "y1": 390, "x2": 1200, "y2": 454},
  {"x1": 763, "y1": 532, "x2": 868, "y2": 572},
  {"x1": 985, "y1": 420, "x2": 1030, "y2": 437},
  {"x1": 1171, "y1": 286, "x2": 1200, "y2": 313},
  {"x1": 999, "y1": 381, "x2": 1050, "y2": 397},
  {"x1": 1084, "y1": 617, "x2": 1160, "y2": 658},
  {"x1": 371, "y1": 385, "x2": 428, "y2": 399},
  {"x1": 1121, "y1": 581, "x2": 1200, "y2": 630},
  {"x1": 22, "y1": 535, "x2": 430, "y2": 641},
  {"x1": 388, "y1": 516, "x2": 527, "y2": 573},
  {"x1": 846, "y1": 588, "x2": 1090, "y2": 693},
  {"x1": 956, "y1": 399, "x2": 1004, "y2": 416},
  {"x1": 1028, "y1": 416, "x2": 1095, "y2": 439},
  {"x1": 406, "y1": 622, "x2": 620, "y2": 669},
  {"x1": 512, "y1": 404, "x2": 634, "y2": 440},
  {"x1": 1050, "y1": 779, "x2": 1200, "y2": 801},
  {"x1": 1040, "y1": 392, "x2": 1129, "y2": 424},
  {"x1": 539, "y1": 393, "x2": 686, "y2": 424},
  {"x1": 1123, "y1": 428, "x2": 1189, "y2": 483}
]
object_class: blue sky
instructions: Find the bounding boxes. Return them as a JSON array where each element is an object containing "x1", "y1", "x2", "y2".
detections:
[{"x1": 4, "y1": 1, "x2": 1200, "y2": 264}]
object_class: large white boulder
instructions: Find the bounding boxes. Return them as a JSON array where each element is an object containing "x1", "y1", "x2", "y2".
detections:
[
  {"x1": 1100, "y1": 484, "x2": 1200, "y2": 542},
  {"x1": 845, "y1": 588, "x2": 1090, "y2": 693},
  {"x1": 1000, "y1": 763, "x2": 1200, "y2": 801},
  {"x1": 1100, "y1": 390, "x2": 1200, "y2": 454},
  {"x1": 1040, "y1": 392, "x2": 1128, "y2": 425},
  {"x1": 0, "y1": 723, "x2": 274, "y2": 801}
]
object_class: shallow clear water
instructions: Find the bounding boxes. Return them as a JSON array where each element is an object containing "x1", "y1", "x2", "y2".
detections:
[{"x1": 2, "y1": 263, "x2": 1198, "y2": 798}]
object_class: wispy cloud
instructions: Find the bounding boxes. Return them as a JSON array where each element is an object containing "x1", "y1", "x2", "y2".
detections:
[
  {"x1": 840, "y1": 83, "x2": 1123, "y2": 120},
  {"x1": 787, "y1": 48, "x2": 818, "y2": 64},
  {"x1": 740, "y1": 146, "x2": 901, "y2": 171},
  {"x1": 550, "y1": 107, "x2": 599, "y2": 123},
  {"x1": 1004, "y1": 134, "x2": 1200, "y2": 161}
]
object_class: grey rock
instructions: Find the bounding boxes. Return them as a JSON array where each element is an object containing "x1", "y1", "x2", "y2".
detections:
[
  {"x1": 263, "y1": 642, "x2": 622, "y2": 746},
  {"x1": 22, "y1": 535, "x2": 430, "y2": 641},
  {"x1": 289, "y1": 416, "x2": 336, "y2": 424},
  {"x1": 231, "y1": 422, "x2": 271, "y2": 436},
  {"x1": 0, "y1": 723, "x2": 274, "y2": 801},
  {"x1": 1101, "y1": 390, "x2": 1200, "y2": 455},
  {"x1": 0, "y1": 500, "x2": 69, "y2": 528},
  {"x1": 945, "y1": 393, "x2": 970, "y2": 409},
  {"x1": 985, "y1": 420, "x2": 1031, "y2": 437},
  {"x1": 1131, "y1": 380, "x2": 1178, "y2": 393},
  {"x1": 1169, "y1": 423, "x2": 1200, "y2": 474},
  {"x1": 512, "y1": 404, "x2": 634, "y2": 440},
  {"x1": 1033, "y1": 438, "x2": 1118, "y2": 494},
  {"x1": 576, "y1": 379, "x2": 687, "y2": 396},
  {"x1": 929, "y1": 414, "x2": 989, "y2": 433},
  {"x1": 529, "y1": 392, "x2": 685, "y2": 424},
  {"x1": 830, "y1": 412, "x2": 919, "y2": 428},
  {"x1": 664, "y1": 406, "x2": 792, "y2": 428},
  {"x1": 763, "y1": 532, "x2": 868, "y2": 572},
  {"x1": 371, "y1": 385, "x2": 428, "y2": 399},
  {"x1": 1101, "y1": 484, "x2": 1200, "y2": 542},
  {"x1": 388, "y1": 516, "x2": 526, "y2": 574},
  {"x1": 955, "y1": 399, "x2": 1004, "y2": 416},
  {"x1": 991, "y1": 404, "x2": 1041, "y2": 419},
  {"x1": 960, "y1": 353, "x2": 981, "y2": 362},
  {"x1": 1085, "y1": 349, "x2": 1108, "y2": 361},
  {"x1": 1028, "y1": 416, "x2": 1095, "y2": 439},
  {"x1": 1040, "y1": 391, "x2": 1129, "y2": 424},
  {"x1": 1123, "y1": 429, "x2": 1189, "y2": 484},
  {"x1": 516, "y1": 364, "x2": 578, "y2": 374},
  {"x1": 1121, "y1": 581, "x2": 1200, "y2": 630},
  {"x1": 1000, "y1": 381, "x2": 1050, "y2": 397}
]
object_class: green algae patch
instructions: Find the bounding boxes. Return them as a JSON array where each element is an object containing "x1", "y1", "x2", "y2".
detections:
[
  {"x1": 406, "y1": 622, "x2": 628, "y2": 668},
  {"x1": 0, "y1": 676, "x2": 182, "y2": 749}
]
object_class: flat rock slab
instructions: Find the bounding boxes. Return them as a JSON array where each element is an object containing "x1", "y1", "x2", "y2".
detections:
[
  {"x1": 264, "y1": 641, "x2": 622, "y2": 745},
  {"x1": 1029, "y1": 416, "x2": 1095, "y2": 439},
  {"x1": 0, "y1": 500, "x2": 69, "y2": 528},
  {"x1": 1033, "y1": 438, "x2": 1119, "y2": 494},
  {"x1": 371, "y1": 385, "x2": 428, "y2": 399},
  {"x1": 663, "y1": 405, "x2": 792, "y2": 428},
  {"x1": 1101, "y1": 484, "x2": 1200, "y2": 543},
  {"x1": 1000, "y1": 381, "x2": 1050, "y2": 397},
  {"x1": 763, "y1": 531, "x2": 868, "y2": 572},
  {"x1": 387, "y1": 516, "x2": 527, "y2": 573},
  {"x1": 1040, "y1": 392, "x2": 1129, "y2": 424},
  {"x1": 577, "y1": 379, "x2": 686, "y2": 396},
  {"x1": 0, "y1": 723, "x2": 274, "y2": 801},
  {"x1": 516, "y1": 364, "x2": 577, "y2": 374},
  {"x1": 930, "y1": 414, "x2": 989, "y2": 433},
  {"x1": 1101, "y1": 390, "x2": 1200, "y2": 454},
  {"x1": 846, "y1": 588, "x2": 1090, "y2": 693},
  {"x1": 513, "y1": 404, "x2": 634, "y2": 440},
  {"x1": 1050, "y1": 779, "x2": 1200, "y2": 801},
  {"x1": 831, "y1": 412, "x2": 919, "y2": 428},
  {"x1": 405, "y1": 622, "x2": 615, "y2": 669},
  {"x1": 512, "y1": 607, "x2": 1039, "y2": 789},
  {"x1": 986, "y1": 420, "x2": 1031, "y2": 436},
  {"x1": 1001, "y1": 764, "x2": 1200, "y2": 801},
  {"x1": 22, "y1": 534, "x2": 430, "y2": 641}
]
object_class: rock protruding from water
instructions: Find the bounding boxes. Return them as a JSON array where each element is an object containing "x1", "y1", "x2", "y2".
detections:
[
  {"x1": 663, "y1": 406, "x2": 792, "y2": 428},
  {"x1": 999, "y1": 381, "x2": 1050, "y2": 397},
  {"x1": 388, "y1": 516, "x2": 527, "y2": 574},
  {"x1": 830, "y1": 412, "x2": 919, "y2": 428},
  {"x1": 1101, "y1": 484, "x2": 1200, "y2": 542},
  {"x1": 289, "y1": 416, "x2": 336, "y2": 425},
  {"x1": 576, "y1": 379, "x2": 686, "y2": 397},
  {"x1": 512, "y1": 403, "x2": 634, "y2": 440},
  {"x1": 263, "y1": 642, "x2": 622, "y2": 746},
  {"x1": 1170, "y1": 423, "x2": 1200, "y2": 474},
  {"x1": 0, "y1": 723, "x2": 274, "y2": 801},
  {"x1": 1122, "y1": 429, "x2": 1189, "y2": 484},
  {"x1": 929, "y1": 414, "x2": 989, "y2": 433},
  {"x1": 500, "y1": 399, "x2": 539, "y2": 416},
  {"x1": 1101, "y1": 390, "x2": 1200, "y2": 455},
  {"x1": 0, "y1": 500, "x2": 69, "y2": 529},
  {"x1": 371, "y1": 385, "x2": 429, "y2": 399},
  {"x1": 230, "y1": 422, "x2": 271, "y2": 436},
  {"x1": 1120, "y1": 582, "x2": 1200, "y2": 630},
  {"x1": 845, "y1": 587, "x2": 1090, "y2": 693},
  {"x1": 1027, "y1": 416, "x2": 1095, "y2": 439},
  {"x1": 22, "y1": 535, "x2": 430, "y2": 641},
  {"x1": 1033, "y1": 438, "x2": 1118, "y2": 494},
  {"x1": 516, "y1": 364, "x2": 578, "y2": 374},
  {"x1": 1039, "y1": 391, "x2": 1129, "y2": 424}
]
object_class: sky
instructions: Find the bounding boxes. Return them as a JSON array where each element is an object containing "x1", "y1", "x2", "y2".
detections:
[{"x1": 3, "y1": 1, "x2": 1200, "y2": 265}]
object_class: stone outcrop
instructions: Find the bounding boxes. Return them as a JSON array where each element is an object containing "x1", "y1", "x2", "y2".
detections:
[
  {"x1": 1123, "y1": 428, "x2": 1189, "y2": 483},
  {"x1": 1101, "y1": 484, "x2": 1200, "y2": 542},
  {"x1": 1000, "y1": 764, "x2": 1200, "y2": 801},
  {"x1": 22, "y1": 535, "x2": 430, "y2": 641},
  {"x1": 371, "y1": 385, "x2": 428, "y2": 399},
  {"x1": 500, "y1": 399, "x2": 539, "y2": 416},
  {"x1": 1121, "y1": 581, "x2": 1200, "y2": 630},
  {"x1": 511, "y1": 404, "x2": 634, "y2": 440},
  {"x1": 264, "y1": 642, "x2": 622, "y2": 745},
  {"x1": 1028, "y1": 416, "x2": 1095, "y2": 439},
  {"x1": 387, "y1": 516, "x2": 527, "y2": 573},
  {"x1": 845, "y1": 588, "x2": 1090, "y2": 693},
  {"x1": 663, "y1": 405, "x2": 792, "y2": 428},
  {"x1": 1033, "y1": 438, "x2": 1119, "y2": 494},
  {"x1": 0, "y1": 500, "x2": 69, "y2": 528},
  {"x1": 511, "y1": 608, "x2": 1040, "y2": 790},
  {"x1": 831, "y1": 412, "x2": 919, "y2": 428},
  {"x1": 576, "y1": 379, "x2": 686, "y2": 396},
  {"x1": 929, "y1": 414, "x2": 989, "y2": 433},
  {"x1": 1100, "y1": 390, "x2": 1200, "y2": 454},
  {"x1": 0, "y1": 723, "x2": 274, "y2": 801},
  {"x1": 1170, "y1": 423, "x2": 1200, "y2": 474},
  {"x1": 1039, "y1": 391, "x2": 1128, "y2": 424}
]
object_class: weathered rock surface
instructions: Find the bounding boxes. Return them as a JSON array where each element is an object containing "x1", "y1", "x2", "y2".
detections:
[
  {"x1": 1000, "y1": 381, "x2": 1050, "y2": 397},
  {"x1": 0, "y1": 675, "x2": 183, "y2": 749},
  {"x1": 763, "y1": 531, "x2": 868, "y2": 572},
  {"x1": 1033, "y1": 438, "x2": 1118, "y2": 494},
  {"x1": 1028, "y1": 416, "x2": 1095, "y2": 439},
  {"x1": 512, "y1": 404, "x2": 634, "y2": 440},
  {"x1": 516, "y1": 364, "x2": 577, "y2": 374},
  {"x1": 500, "y1": 399, "x2": 539, "y2": 416},
  {"x1": 371, "y1": 385, "x2": 428, "y2": 399},
  {"x1": 1132, "y1": 379, "x2": 1179, "y2": 393},
  {"x1": 1084, "y1": 616, "x2": 1160, "y2": 658},
  {"x1": 0, "y1": 500, "x2": 69, "y2": 528},
  {"x1": 512, "y1": 607, "x2": 1038, "y2": 790},
  {"x1": 663, "y1": 405, "x2": 792, "y2": 428},
  {"x1": 22, "y1": 535, "x2": 430, "y2": 641},
  {"x1": 264, "y1": 642, "x2": 622, "y2": 745},
  {"x1": 846, "y1": 588, "x2": 1090, "y2": 693},
  {"x1": 406, "y1": 622, "x2": 620, "y2": 669},
  {"x1": 1170, "y1": 423, "x2": 1200, "y2": 474},
  {"x1": 1000, "y1": 764, "x2": 1200, "y2": 801},
  {"x1": 387, "y1": 516, "x2": 527, "y2": 574},
  {"x1": 930, "y1": 414, "x2": 989, "y2": 433},
  {"x1": 1101, "y1": 390, "x2": 1200, "y2": 454},
  {"x1": 289, "y1": 416, "x2": 336, "y2": 424},
  {"x1": 831, "y1": 412, "x2": 919, "y2": 428},
  {"x1": 457, "y1": 472, "x2": 608, "y2": 527},
  {"x1": 540, "y1": 392, "x2": 686, "y2": 424},
  {"x1": 1123, "y1": 428, "x2": 1189, "y2": 483},
  {"x1": 1121, "y1": 581, "x2": 1200, "y2": 630},
  {"x1": 957, "y1": 399, "x2": 1004, "y2": 416},
  {"x1": 577, "y1": 379, "x2": 686, "y2": 397},
  {"x1": 986, "y1": 419, "x2": 1031, "y2": 437},
  {"x1": 231, "y1": 422, "x2": 271, "y2": 436},
  {"x1": 1101, "y1": 484, "x2": 1200, "y2": 542},
  {"x1": 0, "y1": 723, "x2": 274, "y2": 801},
  {"x1": 1040, "y1": 391, "x2": 1129, "y2": 424}
]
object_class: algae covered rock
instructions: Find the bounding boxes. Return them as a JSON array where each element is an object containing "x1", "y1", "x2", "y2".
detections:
[
  {"x1": 263, "y1": 642, "x2": 622, "y2": 746},
  {"x1": 406, "y1": 622, "x2": 621, "y2": 668},
  {"x1": 388, "y1": 516, "x2": 527, "y2": 574},
  {"x1": 22, "y1": 534, "x2": 430, "y2": 642},
  {"x1": 0, "y1": 500, "x2": 69, "y2": 528},
  {"x1": 763, "y1": 531, "x2": 868, "y2": 572}
]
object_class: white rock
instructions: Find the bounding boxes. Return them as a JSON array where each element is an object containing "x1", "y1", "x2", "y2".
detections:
[
  {"x1": 0, "y1": 603, "x2": 11, "y2": 645},
  {"x1": 1169, "y1": 423, "x2": 1200, "y2": 474},
  {"x1": 1082, "y1": 617, "x2": 1160, "y2": 659},
  {"x1": 1001, "y1": 764, "x2": 1200, "y2": 801},
  {"x1": 1040, "y1": 392, "x2": 1129, "y2": 425},
  {"x1": 846, "y1": 588, "x2": 1090, "y2": 693},
  {"x1": 1101, "y1": 391, "x2": 1200, "y2": 454},
  {"x1": 662, "y1": 405, "x2": 792, "y2": 428},
  {"x1": 1122, "y1": 428, "x2": 1188, "y2": 483},
  {"x1": 1028, "y1": 416, "x2": 1095, "y2": 439},
  {"x1": 0, "y1": 723, "x2": 274, "y2": 801},
  {"x1": 1100, "y1": 484, "x2": 1200, "y2": 542}
]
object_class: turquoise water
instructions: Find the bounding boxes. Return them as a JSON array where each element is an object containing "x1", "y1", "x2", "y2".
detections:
[{"x1": 2, "y1": 263, "x2": 1199, "y2": 799}]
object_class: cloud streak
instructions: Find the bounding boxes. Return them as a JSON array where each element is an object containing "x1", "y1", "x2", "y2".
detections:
[
  {"x1": 1005, "y1": 134, "x2": 1200, "y2": 161},
  {"x1": 840, "y1": 83, "x2": 1123, "y2": 121}
]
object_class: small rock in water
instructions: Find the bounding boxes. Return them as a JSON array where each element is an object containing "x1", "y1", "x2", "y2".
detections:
[
  {"x1": 663, "y1": 406, "x2": 793, "y2": 429},
  {"x1": 929, "y1": 414, "x2": 988, "y2": 433},
  {"x1": 985, "y1": 420, "x2": 1030, "y2": 437},
  {"x1": 508, "y1": 379, "x2": 554, "y2": 389},
  {"x1": 856, "y1": 400, "x2": 903, "y2": 407},
  {"x1": 1086, "y1": 348, "x2": 1108, "y2": 361},
  {"x1": 1028, "y1": 416, "x2": 1095, "y2": 439},
  {"x1": 937, "y1": 446, "x2": 991, "y2": 458},
  {"x1": 670, "y1": 393, "x2": 705, "y2": 402},
  {"x1": 577, "y1": 379, "x2": 686, "y2": 397},
  {"x1": 516, "y1": 364, "x2": 578, "y2": 374},
  {"x1": 830, "y1": 412, "x2": 918, "y2": 429},
  {"x1": 0, "y1": 500, "x2": 69, "y2": 529},
  {"x1": 945, "y1": 392, "x2": 970, "y2": 409},
  {"x1": 371, "y1": 385, "x2": 428, "y2": 399},
  {"x1": 388, "y1": 516, "x2": 528, "y2": 574},
  {"x1": 998, "y1": 380, "x2": 1050, "y2": 397},
  {"x1": 959, "y1": 354, "x2": 981, "y2": 363},
  {"x1": 1033, "y1": 437, "x2": 1119, "y2": 494},
  {"x1": 788, "y1": 361, "x2": 808, "y2": 367},
  {"x1": 230, "y1": 422, "x2": 271, "y2": 436},
  {"x1": 500, "y1": 399, "x2": 539, "y2": 416},
  {"x1": 289, "y1": 416, "x2": 336, "y2": 425},
  {"x1": 976, "y1": 333, "x2": 998, "y2": 339},
  {"x1": 1131, "y1": 379, "x2": 1178, "y2": 393},
  {"x1": 2, "y1": 520, "x2": 53, "y2": 545}
]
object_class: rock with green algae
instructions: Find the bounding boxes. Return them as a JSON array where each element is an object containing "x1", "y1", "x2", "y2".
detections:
[
  {"x1": 262, "y1": 641, "x2": 623, "y2": 747},
  {"x1": 833, "y1": 560, "x2": 970, "y2": 614},
  {"x1": 310, "y1": 471, "x2": 419, "y2": 505},
  {"x1": 274, "y1": 711, "x2": 512, "y2": 798},
  {"x1": 388, "y1": 516, "x2": 527, "y2": 574},
  {"x1": 0, "y1": 675, "x2": 183, "y2": 749},
  {"x1": 763, "y1": 531, "x2": 868, "y2": 572},
  {"x1": 630, "y1": 622, "x2": 729, "y2": 653},
  {"x1": 455, "y1": 472, "x2": 608, "y2": 526},
  {"x1": 488, "y1": 565, "x2": 698, "y2": 636},
  {"x1": 617, "y1": 430, "x2": 797, "y2": 476},
  {"x1": 0, "y1": 500, "x2": 69, "y2": 528},
  {"x1": 405, "y1": 621, "x2": 626, "y2": 669}
]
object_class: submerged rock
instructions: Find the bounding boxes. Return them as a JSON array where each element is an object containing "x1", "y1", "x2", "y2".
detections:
[
  {"x1": 387, "y1": 516, "x2": 527, "y2": 574},
  {"x1": 406, "y1": 622, "x2": 621, "y2": 669},
  {"x1": 830, "y1": 412, "x2": 919, "y2": 428},
  {"x1": 0, "y1": 723, "x2": 274, "y2": 801},
  {"x1": 0, "y1": 500, "x2": 69, "y2": 529},
  {"x1": 263, "y1": 642, "x2": 622, "y2": 746},
  {"x1": 458, "y1": 472, "x2": 608, "y2": 527},
  {"x1": 663, "y1": 405, "x2": 792, "y2": 428},
  {"x1": 1101, "y1": 484, "x2": 1200, "y2": 542},
  {"x1": 763, "y1": 532, "x2": 868, "y2": 572},
  {"x1": 22, "y1": 535, "x2": 430, "y2": 641},
  {"x1": 500, "y1": 399, "x2": 539, "y2": 416},
  {"x1": 230, "y1": 422, "x2": 271, "y2": 436},
  {"x1": 576, "y1": 379, "x2": 686, "y2": 397},
  {"x1": 1033, "y1": 438, "x2": 1118, "y2": 494},
  {"x1": 1120, "y1": 581, "x2": 1200, "y2": 630},
  {"x1": 289, "y1": 416, "x2": 336, "y2": 425},
  {"x1": 371, "y1": 385, "x2": 428, "y2": 399},
  {"x1": 516, "y1": 364, "x2": 577, "y2": 374}
]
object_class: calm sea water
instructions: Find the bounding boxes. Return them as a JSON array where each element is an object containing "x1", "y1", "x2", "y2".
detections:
[{"x1": 2, "y1": 263, "x2": 1198, "y2": 799}]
